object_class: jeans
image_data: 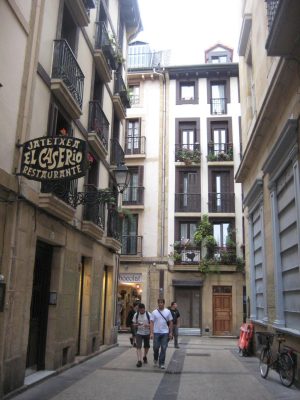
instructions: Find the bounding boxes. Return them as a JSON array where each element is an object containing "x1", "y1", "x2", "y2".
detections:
[
  {"x1": 153, "y1": 333, "x2": 169, "y2": 366},
  {"x1": 172, "y1": 325, "x2": 179, "y2": 347}
]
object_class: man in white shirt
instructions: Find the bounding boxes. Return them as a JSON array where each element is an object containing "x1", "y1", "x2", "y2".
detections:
[
  {"x1": 150, "y1": 298, "x2": 173, "y2": 369},
  {"x1": 132, "y1": 303, "x2": 151, "y2": 367}
]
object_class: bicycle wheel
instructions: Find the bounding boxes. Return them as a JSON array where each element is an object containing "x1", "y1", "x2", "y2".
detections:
[
  {"x1": 279, "y1": 352, "x2": 295, "y2": 387},
  {"x1": 259, "y1": 347, "x2": 270, "y2": 378}
]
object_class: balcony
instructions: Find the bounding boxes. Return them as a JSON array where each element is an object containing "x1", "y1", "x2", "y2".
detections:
[
  {"x1": 121, "y1": 235, "x2": 143, "y2": 257},
  {"x1": 81, "y1": 185, "x2": 105, "y2": 240},
  {"x1": 175, "y1": 143, "x2": 201, "y2": 164},
  {"x1": 113, "y1": 72, "x2": 131, "y2": 119},
  {"x1": 65, "y1": 0, "x2": 95, "y2": 27},
  {"x1": 106, "y1": 207, "x2": 122, "y2": 252},
  {"x1": 265, "y1": 0, "x2": 300, "y2": 56},
  {"x1": 51, "y1": 40, "x2": 84, "y2": 119},
  {"x1": 88, "y1": 101, "x2": 109, "y2": 159},
  {"x1": 125, "y1": 136, "x2": 146, "y2": 156},
  {"x1": 110, "y1": 138, "x2": 125, "y2": 166},
  {"x1": 207, "y1": 143, "x2": 233, "y2": 162},
  {"x1": 122, "y1": 186, "x2": 144, "y2": 206},
  {"x1": 208, "y1": 192, "x2": 235, "y2": 213},
  {"x1": 94, "y1": 22, "x2": 116, "y2": 82},
  {"x1": 210, "y1": 98, "x2": 227, "y2": 115},
  {"x1": 171, "y1": 244, "x2": 201, "y2": 270},
  {"x1": 39, "y1": 180, "x2": 76, "y2": 222},
  {"x1": 175, "y1": 193, "x2": 201, "y2": 212}
]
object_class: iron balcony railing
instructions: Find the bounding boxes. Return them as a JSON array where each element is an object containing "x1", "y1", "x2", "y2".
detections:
[
  {"x1": 121, "y1": 235, "x2": 143, "y2": 256},
  {"x1": 207, "y1": 142, "x2": 233, "y2": 161},
  {"x1": 175, "y1": 143, "x2": 201, "y2": 163},
  {"x1": 175, "y1": 193, "x2": 201, "y2": 212},
  {"x1": 122, "y1": 186, "x2": 144, "y2": 205},
  {"x1": 208, "y1": 192, "x2": 235, "y2": 213},
  {"x1": 265, "y1": 0, "x2": 280, "y2": 29},
  {"x1": 125, "y1": 136, "x2": 146, "y2": 155},
  {"x1": 41, "y1": 179, "x2": 77, "y2": 208},
  {"x1": 173, "y1": 244, "x2": 201, "y2": 264},
  {"x1": 51, "y1": 40, "x2": 84, "y2": 108},
  {"x1": 107, "y1": 207, "x2": 122, "y2": 240},
  {"x1": 94, "y1": 21, "x2": 117, "y2": 70},
  {"x1": 82, "y1": 184, "x2": 105, "y2": 229},
  {"x1": 88, "y1": 101, "x2": 109, "y2": 150},
  {"x1": 210, "y1": 98, "x2": 227, "y2": 115},
  {"x1": 214, "y1": 246, "x2": 237, "y2": 264},
  {"x1": 110, "y1": 138, "x2": 125, "y2": 166},
  {"x1": 129, "y1": 93, "x2": 140, "y2": 105},
  {"x1": 114, "y1": 72, "x2": 131, "y2": 108}
]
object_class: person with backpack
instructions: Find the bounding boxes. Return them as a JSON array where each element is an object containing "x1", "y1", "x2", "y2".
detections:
[
  {"x1": 150, "y1": 298, "x2": 173, "y2": 370},
  {"x1": 126, "y1": 303, "x2": 138, "y2": 347},
  {"x1": 168, "y1": 301, "x2": 181, "y2": 348},
  {"x1": 132, "y1": 303, "x2": 151, "y2": 367}
]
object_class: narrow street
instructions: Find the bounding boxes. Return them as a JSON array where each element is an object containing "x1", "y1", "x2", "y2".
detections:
[{"x1": 8, "y1": 334, "x2": 299, "y2": 400}]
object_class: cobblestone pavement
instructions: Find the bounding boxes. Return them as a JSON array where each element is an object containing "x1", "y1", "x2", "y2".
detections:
[{"x1": 7, "y1": 334, "x2": 300, "y2": 400}]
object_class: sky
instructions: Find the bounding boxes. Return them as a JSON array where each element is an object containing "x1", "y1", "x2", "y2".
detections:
[{"x1": 135, "y1": 0, "x2": 243, "y2": 65}]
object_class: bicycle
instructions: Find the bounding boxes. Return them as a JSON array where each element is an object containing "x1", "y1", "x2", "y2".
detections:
[{"x1": 256, "y1": 332, "x2": 296, "y2": 387}]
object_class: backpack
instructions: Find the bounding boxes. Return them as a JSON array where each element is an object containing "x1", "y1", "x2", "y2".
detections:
[{"x1": 136, "y1": 311, "x2": 150, "y2": 323}]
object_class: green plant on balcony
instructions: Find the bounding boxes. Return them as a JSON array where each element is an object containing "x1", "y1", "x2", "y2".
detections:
[
  {"x1": 168, "y1": 241, "x2": 182, "y2": 262},
  {"x1": 176, "y1": 147, "x2": 201, "y2": 164},
  {"x1": 199, "y1": 259, "x2": 220, "y2": 275},
  {"x1": 194, "y1": 215, "x2": 216, "y2": 257},
  {"x1": 108, "y1": 35, "x2": 125, "y2": 65}
]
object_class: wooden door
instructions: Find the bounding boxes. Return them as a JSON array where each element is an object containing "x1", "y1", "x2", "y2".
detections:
[{"x1": 213, "y1": 286, "x2": 232, "y2": 335}]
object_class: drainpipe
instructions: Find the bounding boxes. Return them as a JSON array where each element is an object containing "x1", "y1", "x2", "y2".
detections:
[{"x1": 153, "y1": 68, "x2": 167, "y2": 259}]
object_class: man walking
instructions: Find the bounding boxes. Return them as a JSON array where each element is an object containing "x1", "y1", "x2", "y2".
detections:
[
  {"x1": 169, "y1": 302, "x2": 180, "y2": 348},
  {"x1": 150, "y1": 299, "x2": 173, "y2": 369},
  {"x1": 132, "y1": 303, "x2": 151, "y2": 367}
]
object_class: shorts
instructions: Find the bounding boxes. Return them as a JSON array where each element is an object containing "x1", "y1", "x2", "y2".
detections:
[{"x1": 136, "y1": 334, "x2": 150, "y2": 349}]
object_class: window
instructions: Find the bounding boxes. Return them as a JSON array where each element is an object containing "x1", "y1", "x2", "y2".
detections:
[
  {"x1": 213, "y1": 222, "x2": 230, "y2": 247},
  {"x1": 209, "y1": 168, "x2": 234, "y2": 212},
  {"x1": 211, "y1": 55, "x2": 228, "y2": 63},
  {"x1": 179, "y1": 221, "x2": 197, "y2": 244},
  {"x1": 175, "y1": 170, "x2": 200, "y2": 212},
  {"x1": 179, "y1": 121, "x2": 197, "y2": 149},
  {"x1": 210, "y1": 82, "x2": 226, "y2": 114},
  {"x1": 176, "y1": 79, "x2": 198, "y2": 104},
  {"x1": 123, "y1": 166, "x2": 144, "y2": 205},
  {"x1": 125, "y1": 119, "x2": 141, "y2": 154},
  {"x1": 122, "y1": 214, "x2": 138, "y2": 255},
  {"x1": 128, "y1": 84, "x2": 140, "y2": 105},
  {"x1": 180, "y1": 82, "x2": 195, "y2": 101}
]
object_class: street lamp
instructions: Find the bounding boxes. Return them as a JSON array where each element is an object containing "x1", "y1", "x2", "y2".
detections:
[{"x1": 113, "y1": 163, "x2": 130, "y2": 194}]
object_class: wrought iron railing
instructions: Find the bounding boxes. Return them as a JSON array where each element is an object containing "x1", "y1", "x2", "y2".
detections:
[
  {"x1": 214, "y1": 246, "x2": 237, "y2": 264},
  {"x1": 94, "y1": 21, "x2": 116, "y2": 70},
  {"x1": 265, "y1": 0, "x2": 280, "y2": 29},
  {"x1": 173, "y1": 244, "x2": 201, "y2": 264},
  {"x1": 107, "y1": 207, "x2": 122, "y2": 240},
  {"x1": 51, "y1": 40, "x2": 84, "y2": 108},
  {"x1": 175, "y1": 193, "x2": 201, "y2": 212},
  {"x1": 110, "y1": 138, "x2": 125, "y2": 166},
  {"x1": 208, "y1": 192, "x2": 235, "y2": 213},
  {"x1": 175, "y1": 143, "x2": 201, "y2": 163},
  {"x1": 207, "y1": 142, "x2": 233, "y2": 161},
  {"x1": 114, "y1": 72, "x2": 131, "y2": 108},
  {"x1": 41, "y1": 179, "x2": 78, "y2": 208},
  {"x1": 88, "y1": 101, "x2": 109, "y2": 150},
  {"x1": 210, "y1": 98, "x2": 227, "y2": 114},
  {"x1": 121, "y1": 235, "x2": 143, "y2": 256},
  {"x1": 82, "y1": 184, "x2": 105, "y2": 229},
  {"x1": 125, "y1": 136, "x2": 146, "y2": 155},
  {"x1": 122, "y1": 186, "x2": 144, "y2": 205}
]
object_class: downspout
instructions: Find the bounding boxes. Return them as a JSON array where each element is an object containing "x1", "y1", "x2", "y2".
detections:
[{"x1": 153, "y1": 68, "x2": 167, "y2": 259}]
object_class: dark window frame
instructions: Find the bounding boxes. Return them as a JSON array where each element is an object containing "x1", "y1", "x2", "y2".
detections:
[{"x1": 176, "y1": 79, "x2": 198, "y2": 105}]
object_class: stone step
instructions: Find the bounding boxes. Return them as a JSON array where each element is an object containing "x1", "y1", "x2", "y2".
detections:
[{"x1": 178, "y1": 328, "x2": 201, "y2": 336}]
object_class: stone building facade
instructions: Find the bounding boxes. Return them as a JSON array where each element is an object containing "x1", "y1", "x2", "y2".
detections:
[
  {"x1": 0, "y1": 0, "x2": 141, "y2": 396},
  {"x1": 237, "y1": 0, "x2": 300, "y2": 383}
]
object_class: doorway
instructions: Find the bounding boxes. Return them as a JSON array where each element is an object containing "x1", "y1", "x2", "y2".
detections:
[
  {"x1": 213, "y1": 286, "x2": 232, "y2": 335},
  {"x1": 175, "y1": 287, "x2": 201, "y2": 328},
  {"x1": 26, "y1": 241, "x2": 53, "y2": 371}
]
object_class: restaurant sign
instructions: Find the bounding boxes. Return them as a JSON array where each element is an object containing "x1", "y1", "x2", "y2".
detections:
[
  {"x1": 20, "y1": 136, "x2": 87, "y2": 181},
  {"x1": 119, "y1": 273, "x2": 142, "y2": 283}
]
